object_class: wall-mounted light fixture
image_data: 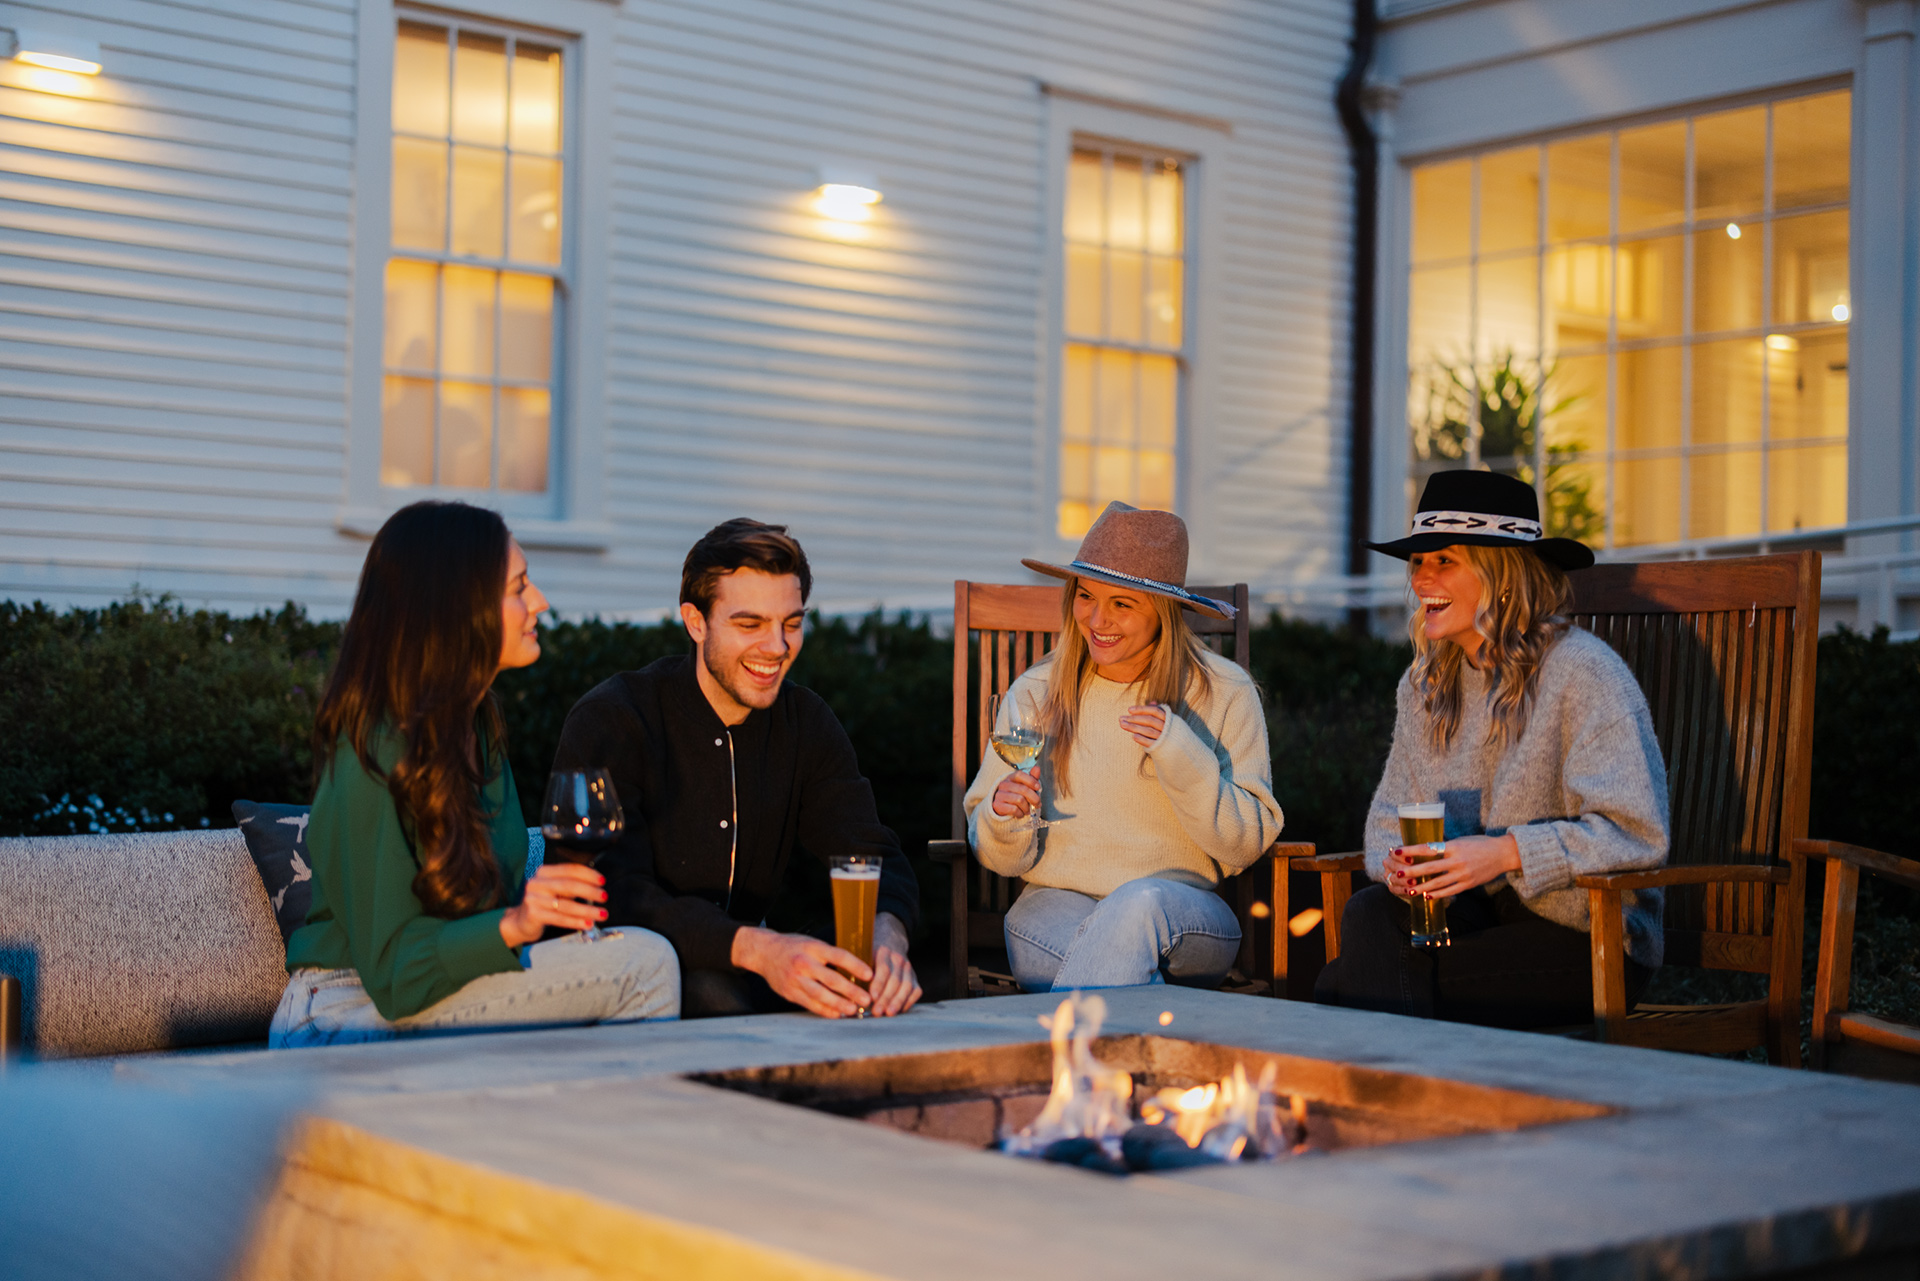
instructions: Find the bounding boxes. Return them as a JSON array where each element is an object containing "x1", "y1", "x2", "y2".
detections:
[
  {"x1": 814, "y1": 166, "x2": 882, "y2": 222},
  {"x1": 5, "y1": 27, "x2": 103, "y2": 76}
]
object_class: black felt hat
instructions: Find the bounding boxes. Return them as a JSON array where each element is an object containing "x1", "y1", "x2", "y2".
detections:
[{"x1": 1368, "y1": 470, "x2": 1595, "y2": 570}]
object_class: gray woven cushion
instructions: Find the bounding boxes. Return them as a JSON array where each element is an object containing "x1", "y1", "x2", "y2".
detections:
[{"x1": 0, "y1": 830, "x2": 287, "y2": 1058}]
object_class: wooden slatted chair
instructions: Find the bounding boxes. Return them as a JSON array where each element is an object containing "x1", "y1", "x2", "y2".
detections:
[
  {"x1": 926, "y1": 580, "x2": 1311, "y2": 1000},
  {"x1": 1280, "y1": 553, "x2": 1820, "y2": 1065},
  {"x1": 1791, "y1": 838, "x2": 1920, "y2": 1081}
]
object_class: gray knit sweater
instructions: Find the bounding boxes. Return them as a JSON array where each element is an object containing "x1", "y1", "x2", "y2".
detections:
[{"x1": 1365, "y1": 626, "x2": 1670, "y2": 966}]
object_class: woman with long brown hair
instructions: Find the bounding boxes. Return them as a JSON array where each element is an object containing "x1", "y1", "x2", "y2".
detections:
[
  {"x1": 1313, "y1": 470, "x2": 1669, "y2": 1028},
  {"x1": 269, "y1": 501, "x2": 678, "y2": 1047},
  {"x1": 962, "y1": 503, "x2": 1284, "y2": 992}
]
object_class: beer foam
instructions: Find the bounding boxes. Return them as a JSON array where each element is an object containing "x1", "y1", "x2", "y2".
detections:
[
  {"x1": 1396, "y1": 803, "x2": 1445, "y2": 819},
  {"x1": 829, "y1": 868, "x2": 882, "y2": 880}
]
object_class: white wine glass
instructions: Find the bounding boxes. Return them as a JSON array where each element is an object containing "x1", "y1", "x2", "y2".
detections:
[{"x1": 989, "y1": 692, "x2": 1059, "y2": 833}]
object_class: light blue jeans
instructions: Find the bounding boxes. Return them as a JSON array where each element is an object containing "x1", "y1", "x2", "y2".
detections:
[
  {"x1": 1004, "y1": 877, "x2": 1242, "y2": 993},
  {"x1": 268, "y1": 928, "x2": 680, "y2": 1048}
]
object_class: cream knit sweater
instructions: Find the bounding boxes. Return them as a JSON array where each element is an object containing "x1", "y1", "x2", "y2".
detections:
[{"x1": 964, "y1": 649, "x2": 1284, "y2": 896}]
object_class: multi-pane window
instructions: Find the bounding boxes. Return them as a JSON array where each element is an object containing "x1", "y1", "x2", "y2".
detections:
[
  {"x1": 1407, "y1": 89, "x2": 1850, "y2": 548},
  {"x1": 381, "y1": 17, "x2": 566, "y2": 495},
  {"x1": 1058, "y1": 145, "x2": 1187, "y2": 539}
]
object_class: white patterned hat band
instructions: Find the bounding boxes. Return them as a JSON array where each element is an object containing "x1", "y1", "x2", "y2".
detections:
[{"x1": 1409, "y1": 510, "x2": 1542, "y2": 542}]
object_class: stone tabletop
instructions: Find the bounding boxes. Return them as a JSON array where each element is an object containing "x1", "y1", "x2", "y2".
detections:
[{"x1": 89, "y1": 989, "x2": 1920, "y2": 1280}]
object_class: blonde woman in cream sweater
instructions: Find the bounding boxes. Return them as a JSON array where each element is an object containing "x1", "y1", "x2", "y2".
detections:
[{"x1": 963, "y1": 503, "x2": 1284, "y2": 992}]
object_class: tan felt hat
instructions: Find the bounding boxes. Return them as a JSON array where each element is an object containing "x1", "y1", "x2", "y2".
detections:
[{"x1": 1022, "y1": 501, "x2": 1235, "y2": 620}]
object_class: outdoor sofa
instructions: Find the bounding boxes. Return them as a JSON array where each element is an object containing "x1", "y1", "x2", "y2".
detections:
[{"x1": 0, "y1": 816, "x2": 545, "y2": 1060}]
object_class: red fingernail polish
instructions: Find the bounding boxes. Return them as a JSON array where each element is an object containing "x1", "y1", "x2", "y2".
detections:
[{"x1": 598, "y1": 910, "x2": 608, "y2": 920}]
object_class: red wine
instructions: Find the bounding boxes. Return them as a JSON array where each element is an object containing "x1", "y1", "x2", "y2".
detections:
[{"x1": 541, "y1": 826, "x2": 619, "y2": 866}]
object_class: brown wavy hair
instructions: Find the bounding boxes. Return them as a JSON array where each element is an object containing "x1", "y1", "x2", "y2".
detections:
[
  {"x1": 314, "y1": 501, "x2": 511, "y2": 917},
  {"x1": 680, "y1": 517, "x2": 812, "y2": 617},
  {"x1": 1037, "y1": 578, "x2": 1213, "y2": 796},
  {"x1": 1408, "y1": 543, "x2": 1573, "y2": 749}
]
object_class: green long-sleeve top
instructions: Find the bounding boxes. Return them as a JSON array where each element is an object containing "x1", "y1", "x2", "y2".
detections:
[{"x1": 284, "y1": 731, "x2": 528, "y2": 1021}]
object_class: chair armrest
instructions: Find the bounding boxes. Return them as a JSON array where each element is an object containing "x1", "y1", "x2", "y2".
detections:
[
  {"x1": 1795, "y1": 839, "x2": 1920, "y2": 892},
  {"x1": 1299, "y1": 851, "x2": 1367, "y2": 874},
  {"x1": 927, "y1": 839, "x2": 970, "y2": 866},
  {"x1": 1572, "y1": 865, "x2": 1789, "y2": 891},
  {"x1": 1266, "y1": 841, "x2": 1318, "y2": 860}
]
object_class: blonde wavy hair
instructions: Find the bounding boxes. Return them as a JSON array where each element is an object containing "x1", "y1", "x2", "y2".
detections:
[
  {"x1": 1037, "y1": 577, "x2": 1214, "y2": 796},
  {"x1": 1409, "y1": 543, "x2": 1573, "y2": 749}
]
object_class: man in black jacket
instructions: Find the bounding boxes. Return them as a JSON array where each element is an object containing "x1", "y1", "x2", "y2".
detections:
[{"x1": 551, "y1": 518, "x2": 921, "y2": 1018}]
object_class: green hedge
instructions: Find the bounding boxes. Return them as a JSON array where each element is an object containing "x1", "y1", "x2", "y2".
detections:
[
  {"x1": 3, "y1": 597, "x2": 1915, "y2": 955},
  {"x1": 0, "y1": 600, "x2": 332, "y2": 836}
]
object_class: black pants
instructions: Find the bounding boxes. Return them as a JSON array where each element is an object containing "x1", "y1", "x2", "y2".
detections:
[
  {"x1": 1312, "y1": 882, "x2": 1653, "y2": 1030},
  {"x1": 680, "y1": 968, "x2": 798, "y2": 1019}
]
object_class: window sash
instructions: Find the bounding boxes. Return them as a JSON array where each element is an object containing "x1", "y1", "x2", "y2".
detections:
[
  {"x1": 1059, "y1": 142, "x2": 1191, "y2": 537},
  {"x1": 1405, "y1": 88, "x2": 1851, "y2": 549},
  {"x1": 383, "y1": 9, "x2": 571, "y2": 498}
]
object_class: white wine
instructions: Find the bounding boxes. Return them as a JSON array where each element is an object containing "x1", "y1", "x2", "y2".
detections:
[{"x1": 991, "y1": 729, "x2": 1043, "y2": 771}]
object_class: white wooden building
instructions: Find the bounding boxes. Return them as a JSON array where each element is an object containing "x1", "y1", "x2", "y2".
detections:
[
  {"x1": 0, "y1": 0, "x2": 1356, "y2": 620},
  {"x1": 1371, "y1": 0, "x2": 1915, "y2": 634},
  {"x1": 0, "y1": 0, "x2": 1911, "y2": 630}
]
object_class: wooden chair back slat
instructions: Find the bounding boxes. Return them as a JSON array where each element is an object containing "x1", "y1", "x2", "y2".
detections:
[
  {"x1": 948, "y1": 580, "x2": 1253, "y2": 979},
  {"x1": 1569, "y1": 553, "x2": 1818, "y2": 955}
]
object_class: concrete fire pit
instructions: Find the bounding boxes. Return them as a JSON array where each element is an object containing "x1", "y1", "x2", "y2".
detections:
[{"x1": 92, "y1": 988, "x2": 1920, "y2": 1279}]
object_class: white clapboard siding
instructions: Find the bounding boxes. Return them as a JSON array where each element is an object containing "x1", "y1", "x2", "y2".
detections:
[
  {"x1": 593, "y1": 0, "x2": 1354, "y2": 619},
  {"x1": 0, "y1": 0, "x2": 1355, "y2": 620},
  {"x1": 0, "y1": 0, "x2": 358, "y2": 612}
]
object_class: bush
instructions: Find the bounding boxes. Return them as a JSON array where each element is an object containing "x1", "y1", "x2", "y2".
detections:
[
  {"x1": 2, "y1": 597, "x2": 1914, "y2": 1018},
  {"x1": 0, "y1": 599, "x2": 334, "y2": 835},
  {"x1": 1809, "y1": 626, "x2": 1920, "y2": 858}
]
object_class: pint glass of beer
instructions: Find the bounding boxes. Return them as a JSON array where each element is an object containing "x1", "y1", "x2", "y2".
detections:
[
  {"x1": 1396, "y1": 803, "x2": 1451, "y2": 948},
  {"x1": 829, "y1": 853, "x2": 883, "y2": 1016}
]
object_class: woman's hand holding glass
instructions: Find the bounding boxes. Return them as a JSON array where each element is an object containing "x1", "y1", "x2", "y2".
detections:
[
  {"x1": 987, "y1": 691, "x2": 1059, "y2": 831},
  {"x1": 499, "y1": 863, "x2": 609, "y2": 948},
  {"x1": 991, "y1": 767, "x2": 1043, "y2": 820},
  {"x1": 1383, "y1": 834, "x2": 1521, "y2": 899}
]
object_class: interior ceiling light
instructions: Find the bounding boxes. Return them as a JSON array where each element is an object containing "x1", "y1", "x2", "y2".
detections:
[
  {"x1": 6, "y1": 27, "x2": 103, "y2": 75},
  {"x1": 1725, "y1": 222, "x2": 1742, "y2": 239}
]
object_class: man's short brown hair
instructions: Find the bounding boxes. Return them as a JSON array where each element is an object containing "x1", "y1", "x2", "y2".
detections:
[{"x1": 680, "y1": 518, "x2": 813, "y2": 617}]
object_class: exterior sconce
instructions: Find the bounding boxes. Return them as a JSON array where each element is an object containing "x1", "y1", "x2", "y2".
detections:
[
  {"x1": 6, "y1": 27, "x2": 103, "y2": 75},
  {"x1": 814, "y1": 167, "x2": 882, "y2": 222}
]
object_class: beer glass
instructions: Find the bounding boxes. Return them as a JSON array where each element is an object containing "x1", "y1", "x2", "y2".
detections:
[
  {"x1": 1396, "y1": 803, "x2": 1451, "y2": 948},
  {"x1": 829, "y1": 853, "x2": 883, "y2": 1017}
]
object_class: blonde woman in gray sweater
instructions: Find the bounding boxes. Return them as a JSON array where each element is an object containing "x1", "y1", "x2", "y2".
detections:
[
  {"x1": 964, "y1": 503, "x2": 1285, "y2": 992},
  {"x1": 1314, "y1": 471, "x2": 1669, "y2": 1028}
]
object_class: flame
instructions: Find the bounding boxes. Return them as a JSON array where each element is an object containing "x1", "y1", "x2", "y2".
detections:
[
  {"x1": 1136, "y1": 1061, "x2": 1286, "y2": 1157},
  {"x1": 1003, "y1": 994, "x2": 1304, "y2": 1168},
  {"x1": 1000, "y1": 993, "x2": 1135, "y2": 1160}
]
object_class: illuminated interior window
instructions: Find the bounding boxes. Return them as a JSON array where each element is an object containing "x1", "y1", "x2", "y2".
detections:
[
  {"x1": 1407, "y1": 88, "x2": 1850, "y2": 547},
  {"x1": 382, "y1": 16, "x2": 566, "y2": 495},
  {"x1": 1058, "y1": 145, "x2": 1186, "y2": 539}
]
